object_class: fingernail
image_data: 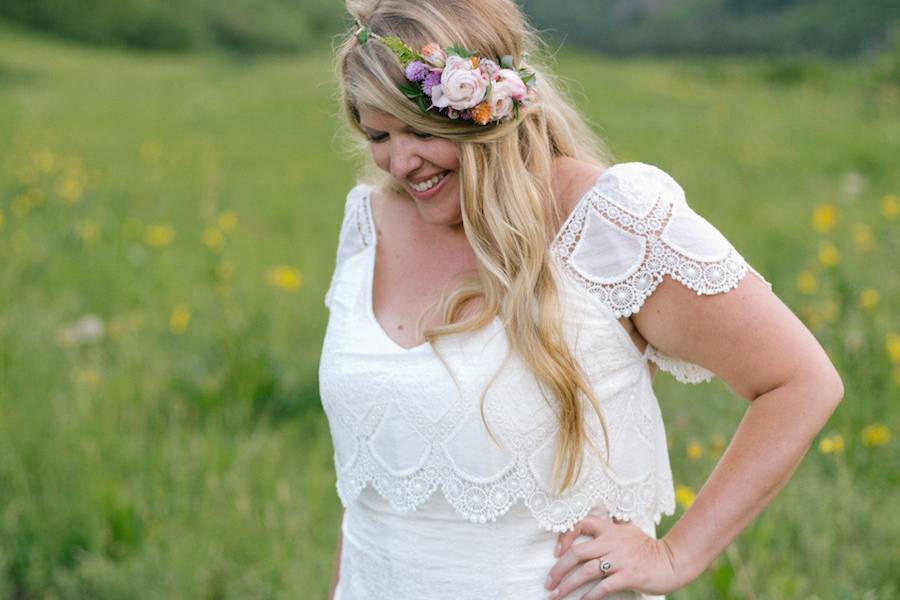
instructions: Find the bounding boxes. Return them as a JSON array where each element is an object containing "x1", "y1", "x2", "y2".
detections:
[{"x1": 554, "y1": 541, "x2": 560, "y2": 556}]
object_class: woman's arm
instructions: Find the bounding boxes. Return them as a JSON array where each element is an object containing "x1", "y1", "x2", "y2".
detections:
[
  {"x1": 635, "y1": 271, "x2": 843, "y2": 583},
  {"x1": 329, "y1": 508, "x2": 344, "y2": 600},
  {"x1": 546, "y1": 272, "x2": 843, "y2": 598}
]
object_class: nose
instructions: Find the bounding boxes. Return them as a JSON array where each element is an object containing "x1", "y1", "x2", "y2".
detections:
[{"x1": 387, "y1": 136, "x2": 424, "y2": 181}]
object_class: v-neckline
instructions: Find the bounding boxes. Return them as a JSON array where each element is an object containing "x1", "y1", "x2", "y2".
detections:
[{"x1": 361, "y1": 167, "x2": 610, "y2": 353}]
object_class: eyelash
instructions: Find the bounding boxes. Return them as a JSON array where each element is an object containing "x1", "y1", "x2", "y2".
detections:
[{"x1": 366, "y1": 131, "x2": 433, "y2": 143}]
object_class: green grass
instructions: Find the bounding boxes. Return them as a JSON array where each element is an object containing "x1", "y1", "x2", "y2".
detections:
[{"x1": 0, "y1": 22, "x2": 898, "y2": 599}]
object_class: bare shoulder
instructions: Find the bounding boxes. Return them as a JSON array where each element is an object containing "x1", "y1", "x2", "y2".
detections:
[{"x1": 551, "y1": 156, "x2": 607, "y2": 218}]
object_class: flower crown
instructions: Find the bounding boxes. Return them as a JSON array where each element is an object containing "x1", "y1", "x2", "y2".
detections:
[{"x1": 355, "y1": 23, "x2": 536, "y2": 125}]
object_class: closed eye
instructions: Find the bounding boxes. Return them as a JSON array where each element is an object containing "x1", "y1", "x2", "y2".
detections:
[{"x1": 364, "y1": 130, "x2": 434, "y2": 143}]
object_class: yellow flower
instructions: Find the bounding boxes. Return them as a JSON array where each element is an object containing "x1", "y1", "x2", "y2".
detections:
[
  {"x1": 812, "y1": 203, "x2": 837, "y2": 233},
  {"x1": 886, "y1": 333, "x2": 900, "y2": 364},
  {"x1": 140, "y1": 140, "x2": 162, "y2": 163},
  {"x1": 77, "y1": 219, "x2": 100, "y2": 244},
  {"x1": 686, "y1": 440, "x2": 703, "y2": 460},
  {"x1": 33, "y1": 150, "x2": 58, "y2": 173},
  {"x1": 797, "y1": 270, "x2": 817, "y2": 294},
  {"x1": 882, "y1": 194, "x2": 900, "y2": 219},
  {"x1": 675, "y1": 485, "x2": 696, "y2": 510},
  {"x1": 169, "y1": 304, "x2": 191, "y2": 334},
  {"x1": 203, "y1": 226, "x2": 224, "y2": 250},
  {"x1": 818, "y1": 242, "x2": 840, "y2": 268},
  {"x1": 57, "y1": 176, "x2": 84, "y2": 204},
  {"x1": 852, "y1": 223, "x2": 873, "y2": 251},
  {"x1": 73, "y1": 368, "x2": 101, "y2": 387},
  {"x1": 266, "y1": 265, "x2": 303, "y2": 291},
  {"x1": 215, "y1": 260, "x2": 234, "y2": 281},
  {"x1": 859, "y1": 288, "x2": 880, "y2": 311},
  {"x1": 710, "y1": 434, "x2": 726, "y2": 458},
  {"x1": 861, "y1": 424, "x2": 890, "y2": 447},
  {"x1": 145, "y1": 224, "x2": 175, "y2": 247},
  {"x1": 818, "y1": 434, "x2": 844, "y2": 454},
  {"x1": 216, "y1": 211, "x2": 238, "y2": 233}
]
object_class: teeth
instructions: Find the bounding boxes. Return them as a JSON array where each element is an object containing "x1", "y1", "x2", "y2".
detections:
[{"x1": 410, "y1": 171, "x2": 447, "y2": 192}]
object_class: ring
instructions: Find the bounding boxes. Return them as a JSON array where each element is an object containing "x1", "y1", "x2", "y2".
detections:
[{"x1": 599, "y1": 559, "x2": 612, "y2": 575}]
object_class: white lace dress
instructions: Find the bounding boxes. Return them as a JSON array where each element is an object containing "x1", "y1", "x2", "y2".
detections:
[{"x1": 318, "y1": 162, "x2": 772, "y2": 599}]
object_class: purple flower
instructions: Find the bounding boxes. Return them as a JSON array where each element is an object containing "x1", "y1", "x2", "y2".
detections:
[
  {"x1": 422, "y1": 70, "x2": 442, "y2": 96},
  {"x1": 405, "y1": 60, "x2": 429, "y2": 82},
  {"x1": 459, "y1": 109, "x2": 472, "y2": 120}
]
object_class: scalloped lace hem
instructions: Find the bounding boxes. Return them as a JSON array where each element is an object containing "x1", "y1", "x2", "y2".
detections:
[{"x1": 336, "y1": 449, "x2": 676, "y2": 533}]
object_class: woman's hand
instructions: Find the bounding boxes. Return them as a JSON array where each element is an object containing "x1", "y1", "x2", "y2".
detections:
[{"x1": 544, "y1": 515, "x2": 691, "y2": 599}]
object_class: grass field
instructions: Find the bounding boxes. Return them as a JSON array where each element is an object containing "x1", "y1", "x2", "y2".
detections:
[{"x1": 0, "y1": 21, "x2": 898, "y2": 599}]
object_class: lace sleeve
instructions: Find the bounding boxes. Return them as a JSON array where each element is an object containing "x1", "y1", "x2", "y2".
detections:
[
  {"x1": 324, "y1": 183, "x2": 375, "y2": 309},
  {"x1": 552, "y1": 162, "x2": 773, "y2": 384}
]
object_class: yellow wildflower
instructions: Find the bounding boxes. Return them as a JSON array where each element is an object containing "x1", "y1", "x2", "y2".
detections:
[
  {"x1": 861, "y1": 424, "x2": 890, "y2": 447},
  {"x1": 811, "y1": 203, "x2": 837, "y2": 233},
  {"x1": 203, "y1": 226, "x2": 223, "y2": 250},
  {"x1": 266, "y1": 265, "x2": 303, "y2": 291},
  {"x1": 33, "y1": 150, "x2": 58, "y2": 173},
  {"x1": 818, "y1": 242, "x2": 840, "y2": 268},
  {"x1": 57, "y1": 176, "x2": 84, "y2": 204},
  {"x1": 77, "y1": 220, "x2": 100, "y2": 244},
  {"x1": 886, "y1": 333, "x2": 900, "y2": 364},
  {"x1": 852, "y1": 223, "x2": 873, "y2": 251},
  {"x1": 140, "y1": 140, "x2": 162, "y2": 163},
  {"x1": 796, "y1": 271, "x2": 817, "y2": 294},
  {"x1": 859, "y1": 288, "x2": 880, "y2": 311},
  {"x1": 73, "y1": 368, "x2": 101, "y2": 387},
  {"x1": 169, "y1": 304, "x2": 191, "y2": 334},
  {"x1": 710, "y1": 434, "x2": 726, "y2": 458},
  {"x1": 675, "y1": 485, "x2": 696, "y2": 510},
  {"x1": 818, "y1": 434, "x2": 844, "y2": 454},
  {"x1": 882, "y1": 194, "x2": 900, "y2": 219},
  {"x1": 145, "y1": 224, "x2": 175, "y2": 247},
  {"x1": 686, "y1": 440, "x2": 703, "y2": 460},
  {"x1": 216, "y1": 211, "x2": 238, "y2": 233}
]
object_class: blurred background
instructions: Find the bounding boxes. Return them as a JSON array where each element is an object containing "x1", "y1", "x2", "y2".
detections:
[{"x1": 0, "y1": 1, "x2": 897, "y2": 598}]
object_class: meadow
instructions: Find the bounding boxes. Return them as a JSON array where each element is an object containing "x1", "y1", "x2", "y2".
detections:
[{"x1": 0, "y1": 21, "x2": 898, "y2": 599}]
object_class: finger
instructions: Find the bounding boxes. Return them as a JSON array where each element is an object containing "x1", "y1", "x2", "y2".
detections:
[
  {"x1": 558, "y1": 515, "x2": 608, "y2": 557},
  {"x1": 550, "y1": 555, "x2": 616, "y2": 600},
  {"x1": 546, "y1": 537, "x2": 607, "y2": 591},
  {"x1": 582, "y1": 572, "x2": 629, "y2": 600}
]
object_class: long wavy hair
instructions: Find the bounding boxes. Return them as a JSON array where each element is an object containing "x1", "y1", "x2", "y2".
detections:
[{"x1": 335, "y1": 0, "x2": 615, "y2": 496}]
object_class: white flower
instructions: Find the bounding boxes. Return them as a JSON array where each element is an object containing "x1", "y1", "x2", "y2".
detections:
[{"x1": 431, "y1": 55, "x2": 490, "y2": 111}]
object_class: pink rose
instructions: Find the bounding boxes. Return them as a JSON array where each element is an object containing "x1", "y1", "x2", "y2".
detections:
[
  {"x1": 487, "y1": 69, "x2": 528, "y2": 121},
  {"x1": 493, "y1": 68, "x2": 527, "y2": 101},
  {"x1": 420, "y1": 43, "x2": 447, "y2": 69},
  {"x1": 478, "y1": 58, "x2": 501, "y2": 80},
  {"x1": 431, "y1": 55, "x2": 490, "y2": 111}
]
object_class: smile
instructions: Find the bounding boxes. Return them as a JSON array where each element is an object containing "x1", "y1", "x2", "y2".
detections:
[{"x1": 409, "y1": 171, "x2": 448, "y2": 192}]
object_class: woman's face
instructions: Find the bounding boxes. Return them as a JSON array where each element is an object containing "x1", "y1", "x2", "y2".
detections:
[{"x1": 358, "y1": 105, "x2": 462, "y2": 228}]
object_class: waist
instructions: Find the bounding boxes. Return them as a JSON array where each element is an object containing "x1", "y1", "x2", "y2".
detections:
[{"x1": 336, "y1": 487, "x2": 655, "y2": 600}]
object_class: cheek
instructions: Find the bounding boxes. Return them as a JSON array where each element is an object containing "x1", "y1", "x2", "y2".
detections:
[{"x1": 370, "y1": 146, "x2": 389, "y2": 171}]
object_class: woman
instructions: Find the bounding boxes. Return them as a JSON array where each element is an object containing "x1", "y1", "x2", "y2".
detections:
[{"x1": 319, "y1": 1, "x2": 844, "y2": 598}]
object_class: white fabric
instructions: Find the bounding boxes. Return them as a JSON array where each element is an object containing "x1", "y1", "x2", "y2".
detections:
[{"x1": 319, "y1": 162, "x2": 772, "y2": 599}]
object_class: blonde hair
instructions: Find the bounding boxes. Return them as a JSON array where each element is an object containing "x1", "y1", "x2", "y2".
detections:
[{"x1": 335, "y1": 0, "x2": 615, "y2": 496}]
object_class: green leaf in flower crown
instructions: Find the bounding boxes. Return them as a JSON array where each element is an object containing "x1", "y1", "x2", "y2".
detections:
[
  {"x1": 446, "y1": 44, "x2": 475, "y2": 58},
  {"x1": 397, "y1": 83, "x2": 423, "y2": 100},
  {"x1": 500, "y1": 55, "x2": 514, "y2": 70},
  {"x1": 416, "y1": 95, "x2": 428, "y2": 114},
  {"x1": 513, "y1": 102, "x2": 520, "y2": 120},
  {"x1": 382, "y1": 36, "x2": 420, "y2": 66},
  {"x1": 357, "y1": 27, "x2": 370, "y2": 45},
  {"x1": 521, "y1": 71, "x2": 535, "y2": 86}
]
